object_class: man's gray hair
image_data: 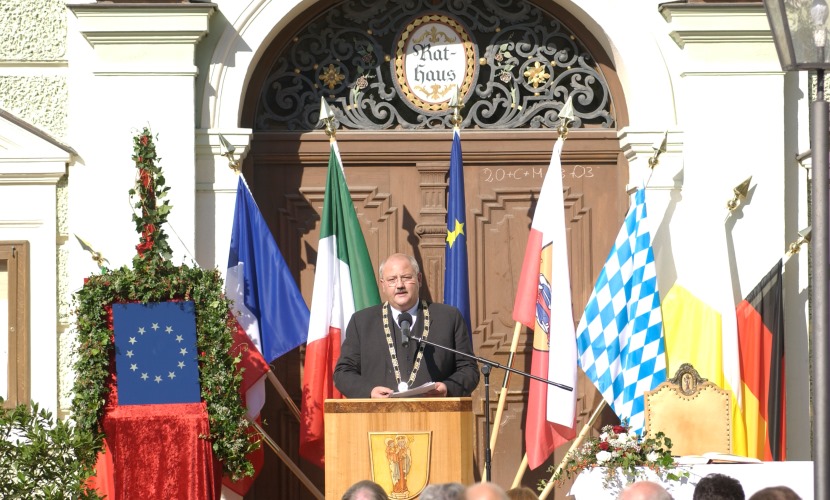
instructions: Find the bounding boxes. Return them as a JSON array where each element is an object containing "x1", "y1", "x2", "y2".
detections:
[
  {"x1": 617, "y1": 480, "x2": 673, "y2": 500},
  {"x1": 378, "y1": 253, "x2": 420, "y2": 278},
  {"x1": 421, "y1": 482, "x2": 466, "y2": 500},
  {"x1": 341, "y1": 479, "x2": 388, "y2": 500},
  {"x1": 465, "y1": 481, "x2": 509, "y2": 500}
]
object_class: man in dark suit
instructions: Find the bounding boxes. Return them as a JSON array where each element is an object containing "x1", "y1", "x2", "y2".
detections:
[{"x1": 334, "y1": 253, "x2": 480, "y2": 398}]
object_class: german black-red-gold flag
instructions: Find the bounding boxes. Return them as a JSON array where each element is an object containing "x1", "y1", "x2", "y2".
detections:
[{"x1": 737, "y1": 259, "x2": 785, "y2": 461}]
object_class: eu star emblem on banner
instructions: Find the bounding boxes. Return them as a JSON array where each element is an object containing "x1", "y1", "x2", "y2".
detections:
[{"x1": 112, "y1": 301, "x2": 201, "y2": 405}]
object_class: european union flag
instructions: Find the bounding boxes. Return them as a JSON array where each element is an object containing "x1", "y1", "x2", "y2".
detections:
[
  {"x1": 444, "y1": 129, "x2": 472, "y2": 336},
  {"x1": 112, "y1": 301, "x2": 201, "y2": 405}
]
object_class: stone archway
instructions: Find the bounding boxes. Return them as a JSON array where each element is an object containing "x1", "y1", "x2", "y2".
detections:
[{"x1": 210, "y1": 1, "x2": 635, "y2": 497}]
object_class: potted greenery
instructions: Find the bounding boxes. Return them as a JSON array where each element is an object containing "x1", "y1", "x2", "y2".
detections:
[{"x1": 0, "y1": 398, "x2": 101, "y2": 499}]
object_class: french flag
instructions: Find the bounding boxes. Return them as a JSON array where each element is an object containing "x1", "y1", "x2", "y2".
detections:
[
  {"x1": 226, "y1": 176, "x2": 310, "y2": 365},
  {"x1": 224, "y1": 176, "x2": 310, "y2": 496}
]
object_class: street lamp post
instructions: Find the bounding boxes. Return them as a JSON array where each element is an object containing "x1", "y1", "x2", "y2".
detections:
[{"x1": 764, "y1": 1, "x2": 830, "y2": 498}]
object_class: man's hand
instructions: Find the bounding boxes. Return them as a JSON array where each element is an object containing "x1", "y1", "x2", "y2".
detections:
[
  {"x1": 423, "y1": 382, "x2": 448, "y2": 397},
  {"x1": 371, "y1": 386, "x2": 394, "y2": 398}
]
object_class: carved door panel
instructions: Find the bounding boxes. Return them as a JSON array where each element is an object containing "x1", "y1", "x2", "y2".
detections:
[{"x1": 245, "y1": 129, "x2": 626, "y2": 499}]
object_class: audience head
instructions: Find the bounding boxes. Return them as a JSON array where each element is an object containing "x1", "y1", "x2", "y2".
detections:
[
  {"x1": 341, "y1": 479, "x2": 388, "y2": 500},
  {"x1": 506, "y1": 486, "x2": 540, "y2": 499},
  {"x1": 421, "y1": 482, "x2": 466, "y2": 500},
  {"x1": 748, "y1": 486, "x2": 801, "y2": 500},
  {"x1": 693, "y1": 473, "x2": 745, "y2": 500},
  {"x1": 617, "y1": 480, "x2": 673, "y2": 500},
  {"x1": 466, "y1": 481, "x2": 509, "y2": 500}
]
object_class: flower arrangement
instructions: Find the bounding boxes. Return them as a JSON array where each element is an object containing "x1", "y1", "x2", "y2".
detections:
[{"x1": 548, "y1": 422, "x2": 687, "y2": 490}]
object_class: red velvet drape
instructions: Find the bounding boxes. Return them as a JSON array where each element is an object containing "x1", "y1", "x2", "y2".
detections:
[
  {"x1": 88, "y1": 304, "x2": 221, "y2": 499},
  {"x1": 100, "y1": 403, "x2": 221, "y2": 499}
]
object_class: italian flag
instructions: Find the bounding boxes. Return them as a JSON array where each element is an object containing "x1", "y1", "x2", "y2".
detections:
[{"x1": 299, "y1": 143, "x2": 380, "y2": 467}]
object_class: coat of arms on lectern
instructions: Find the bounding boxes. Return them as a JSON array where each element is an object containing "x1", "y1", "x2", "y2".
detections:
[{"x1": 369, "y1": 431, "x2": 431, "y2": 499}]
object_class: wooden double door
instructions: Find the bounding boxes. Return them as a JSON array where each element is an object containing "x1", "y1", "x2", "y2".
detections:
[{"x1": 243, "y1": 128, "x2": 626, "y2": 498}]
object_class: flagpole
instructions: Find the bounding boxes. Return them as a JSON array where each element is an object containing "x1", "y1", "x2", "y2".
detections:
[
  {"x1": 508, "y1": 96, "x2": 576, "y2": 487},
  {"x1": 537, "y1": 399, "x2": 607, "y2": 500},
  {"x1": 510, "y1": 400, "x2": 607, "y2": 492},
  {"x1": 483, "y1": 321, "x2": 523, "y2": 482},
  {"x1": 447, "y1": 86, "x2": 506, "y2": 481},
  {"x1": 511, "y1": 454, "x2": 528, "y2": 489},
  {"x1": 267, "y1": 371, "x2": 302, "y2": 421},
  {"x1": 249, "y1": 419, "x2": 325, "y2": 500},
  {"x1": 446, "y1": 87, "x2": 508, "y2": 480}
]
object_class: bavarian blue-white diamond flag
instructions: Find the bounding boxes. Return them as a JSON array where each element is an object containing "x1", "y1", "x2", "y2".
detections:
[
  {"x1": 112, "y1": 301, "x2": 201, "y2": 405},
  {"x1": 575, "y1": 188, "x2": 666, "y2": 434}
]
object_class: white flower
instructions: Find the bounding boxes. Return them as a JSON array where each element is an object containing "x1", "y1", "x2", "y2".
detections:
[
  {"x1": 596, "y1": 450, "x2": 612, "y2": 464},
  {"x1": 600, "y1": 432, "x2": 609, "y2": 442},
  {"x1": 628, "y1": 428, "x2": 638, "y2": 439},
  {"x1": 646, "y1": 451, "x2": 660, "y2": 462},
  {"x1": 612, "y1": 435, "x2": 629, "y2": 447}
]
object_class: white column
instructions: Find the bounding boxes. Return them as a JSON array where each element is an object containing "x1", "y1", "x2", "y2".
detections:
[{"x1": 68, "y1": 4, "x2": 214, "y2": 269}]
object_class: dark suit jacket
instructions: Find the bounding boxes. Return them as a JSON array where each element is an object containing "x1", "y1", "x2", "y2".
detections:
[{"x1": 333, "y1": 302, "x2": 480, "y2": 398}]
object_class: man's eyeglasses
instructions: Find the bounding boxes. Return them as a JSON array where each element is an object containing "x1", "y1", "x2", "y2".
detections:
[{"x1": 381, "y1": 274, "x2": 416, "y2": 287}]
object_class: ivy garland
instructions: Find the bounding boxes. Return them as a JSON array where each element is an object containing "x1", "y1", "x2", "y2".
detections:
[{"x1": 70, "y1": 127, "x2": 257, "y2": 481}]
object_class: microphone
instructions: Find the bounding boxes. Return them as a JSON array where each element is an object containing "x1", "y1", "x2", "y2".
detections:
[{"x1": 398, "y1": 312, "x2": 412, "y2": 347}]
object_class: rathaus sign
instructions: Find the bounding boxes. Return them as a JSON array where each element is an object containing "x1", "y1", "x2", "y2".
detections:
[{"x1": 395, "y1": 14, "x2": 476, "y2": 112}]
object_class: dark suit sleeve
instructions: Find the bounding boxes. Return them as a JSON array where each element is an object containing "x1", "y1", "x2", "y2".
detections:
[
  {"x1": 442, "y1": 307, "x2": 480, "y2": 397},
  {"x1": 333, "y1": 314, "x2": 374, "y2": 398}
]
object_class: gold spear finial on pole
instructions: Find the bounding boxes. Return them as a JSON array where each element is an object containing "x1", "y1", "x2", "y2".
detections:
[
  {"x1": 449, "y1": 85, "x2": 464, "y2": 130},
  {"x1": 557, "y1": 96, "x2": 575, "y2": 139},
  {"x1": 319, "y1": 97, "x2": 337, "y2": 141},
  {"x1": 785, "y1": 225, "x2": 813, "y2": 259},
  {"x1": 218, "y1": 134, "x2": 240, "y2": 173},
  {"x1": 648, "y1": 131, "x2": 668, "y2": 170},
  {"x1": 727, "y1": 176, "x2": 753, "y2": 211},
  {"x1": 74, "y1": 234, "x2": 109, "y2": 269}
]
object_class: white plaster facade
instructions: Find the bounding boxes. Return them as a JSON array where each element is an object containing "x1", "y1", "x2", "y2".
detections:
[{"x1": 0, "y1": 0, "x2": 814, "y2": 461}]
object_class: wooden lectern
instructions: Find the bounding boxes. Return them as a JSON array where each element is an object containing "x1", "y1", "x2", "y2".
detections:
[{"x1": 324, "y1": 397, "x2": 474, "y2": 499}]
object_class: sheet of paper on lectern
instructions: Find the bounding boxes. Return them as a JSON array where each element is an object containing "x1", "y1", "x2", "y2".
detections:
[
  {"x1": 112, "y1": 301, "x2": 201, "y2": 405},
  {"x1": 390, "y1": 382, "x2": 437, "y2": 398}
]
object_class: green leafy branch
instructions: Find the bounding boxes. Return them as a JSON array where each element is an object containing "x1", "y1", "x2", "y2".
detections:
[{"x1": 0, "y1": 398, "x2": 102, "y2": 499}]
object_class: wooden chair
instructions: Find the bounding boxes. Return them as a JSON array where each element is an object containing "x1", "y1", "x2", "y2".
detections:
[{"x1": 643, "y1": 363, "x2": 732, "y2": 456}]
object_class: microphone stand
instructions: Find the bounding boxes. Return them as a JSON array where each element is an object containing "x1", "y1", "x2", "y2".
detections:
[{"x1": 411, "y1": 336, "x2": 572, "y2": 482}]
